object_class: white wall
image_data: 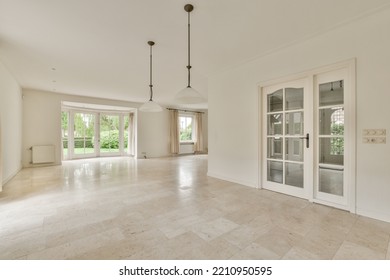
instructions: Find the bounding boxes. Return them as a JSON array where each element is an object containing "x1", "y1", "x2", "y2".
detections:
[
  {"x1": 137, "y1": 110, "x2": 170, "y2": 158},
  {"x1": 0, "y1": 61, "x2": 23, "y2": 189},
  {"x1": 208, "y1": 8, "x2": 390, "y2": 221}
]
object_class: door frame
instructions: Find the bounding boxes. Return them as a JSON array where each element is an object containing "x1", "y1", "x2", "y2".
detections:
[{"x1": 258, "y1": 58, "x2": 356, "y2": 213}]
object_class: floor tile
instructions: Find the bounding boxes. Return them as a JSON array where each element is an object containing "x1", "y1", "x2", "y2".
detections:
[
  {"x1": 1, "y1": 155, "x2": 390, "y2": 260},
  {"x1": 333, "y1": 241, "x2": 386, "y2": 260}
]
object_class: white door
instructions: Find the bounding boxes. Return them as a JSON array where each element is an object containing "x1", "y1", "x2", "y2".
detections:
[
  {"x1": 262, "y1": 78, "x2": 313, "y2": 199},
  {"x1": 261, "y1": 62, "x2": 355, "y2": 211},
  {"x1": 314, "y1": 68, "x2": 351, "y2": 209}
]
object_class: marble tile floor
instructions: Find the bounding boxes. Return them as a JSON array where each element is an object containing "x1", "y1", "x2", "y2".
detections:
[{"x1": 0, "y1": 155, "x2": 389, "y2": 260}]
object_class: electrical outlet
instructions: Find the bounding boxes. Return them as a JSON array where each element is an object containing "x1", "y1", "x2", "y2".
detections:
[{"x1": 363, "y1": 137, "x2": 386, "y2": 144}]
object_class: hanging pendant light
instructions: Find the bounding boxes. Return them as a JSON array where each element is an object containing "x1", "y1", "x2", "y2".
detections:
[
  {"x1": 139, "y1": 41, "x2": 163, "y2": 112},
  {"x1": 175, "y1": 4, "x2": 205, "y2": 104}
]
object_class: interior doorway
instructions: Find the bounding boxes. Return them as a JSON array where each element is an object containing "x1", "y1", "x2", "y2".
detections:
[{"x1": 260, "y1": 60, "x2": 356, "y2": 212}]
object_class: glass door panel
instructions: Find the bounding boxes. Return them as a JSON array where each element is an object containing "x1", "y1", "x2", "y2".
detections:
[
  {"x1": 316, "y1": 75, "x2": 347, "y2": 205},
  {"x1": 267, "y1": 114, "x2": 283, "y2": 135},
  {"x1": 285, "y1": 162, "x2": 303, "y2": 188},
  {"x1": 73, "y1": 113, "x2": 96, "y2": 157},
  {"x1": 267, "y1": 137, "x2": 283, "y2": 159},
  {"x1": 61, "y1": 111, "x2": 69, "y2": 160},
  {"x1": 100, "y1": 114, "x2": 120, "y2": 155},
  {"x1": 124, "y1": 115, "x2": 129, "y2": 154},
  {"x1": 267, "y1": 161, "x2": 283, "y2": 184},
  {"x1": 267, "y1": 89, "x2": 283, "y2": 112},
  {"x1": 284, "y1": 87, "x2": 304, "y2": 189}
]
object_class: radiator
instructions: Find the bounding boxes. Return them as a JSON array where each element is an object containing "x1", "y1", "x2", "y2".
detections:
[
  {"x1": 31, "y1": 145, "x2": 55, "y2": 164},
  {"x1": 179, "y1": 143, "x2": 194, "y2": 155}
]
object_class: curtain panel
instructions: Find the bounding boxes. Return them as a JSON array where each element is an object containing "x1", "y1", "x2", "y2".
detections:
[
  {"x1": 170, "y1": 110, "x2": 180, "y2": 154},
  {"x1": 194, "y1": 112, "x2": 203, "y2": 153}
]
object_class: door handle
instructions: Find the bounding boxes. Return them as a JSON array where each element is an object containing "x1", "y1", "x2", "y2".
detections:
[{"x1": 300, "y1": 133, "x2": 310, "y2": 148}]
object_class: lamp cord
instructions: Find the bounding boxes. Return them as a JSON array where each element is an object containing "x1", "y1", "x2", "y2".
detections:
[
  {"x1": 187, "y1": 11, "x2": 192, "y2": 88},
  {"x1": 149, "y1": 44, "x2": 153, "y2": 101}
]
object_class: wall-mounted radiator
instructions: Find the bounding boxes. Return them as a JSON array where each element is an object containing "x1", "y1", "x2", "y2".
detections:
[{"x1": 31, "y1": 145, "x2": 55, "y2": 164}]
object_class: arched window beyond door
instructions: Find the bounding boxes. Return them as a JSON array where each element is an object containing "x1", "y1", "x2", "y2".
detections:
[{"x1": 330, "y1": 108, "x2": 344, "y2": 156}]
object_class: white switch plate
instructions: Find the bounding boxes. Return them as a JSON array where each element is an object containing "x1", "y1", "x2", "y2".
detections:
[{"x1": 363, "y1": 129, "x2": 386, "y2": 136}]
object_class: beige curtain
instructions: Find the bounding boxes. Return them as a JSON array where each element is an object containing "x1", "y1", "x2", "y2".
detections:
[
  {"x1": 0, "y1": 117, "x2": 2, "y2": 191},
  {"x1": 170, "y1": 110, "x2": 180, "y2": 154},
  {"x1": 194, "y1": 112, "x2": 203, "y2": 153}
]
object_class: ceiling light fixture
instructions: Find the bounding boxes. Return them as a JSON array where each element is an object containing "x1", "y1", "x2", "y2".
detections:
[
  {"x1": 139, "y1": 41, "x2": 163, "y2": 112},
  {"x1": 175, "y1": 4, "x2": 205, "y2": 104}
]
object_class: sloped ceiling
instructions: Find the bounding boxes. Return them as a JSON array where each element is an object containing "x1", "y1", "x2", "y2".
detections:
[{"x1": 1, "y1": 0, "x2": 389, "y2": 109}]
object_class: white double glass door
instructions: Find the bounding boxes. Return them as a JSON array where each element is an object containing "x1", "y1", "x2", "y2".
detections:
[
  {"x1": 63, "y1": 111, "x2": 135, "y2": 160},
  {"x1": 261, "y1": 64, "x2": 354, "y2": 210}
]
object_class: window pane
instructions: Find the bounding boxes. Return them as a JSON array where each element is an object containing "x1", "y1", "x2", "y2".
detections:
[
  {"x1": 100, "y1": 115, "x2": 120, "y2": 153},
  {"x1": 319, "y1": 138, "x2": 344, "y2": 165},
  {"x1": 319, "y1": 166, "x2": 343, "y2": 196},
  {"x1": 319, "y1": 107, "x2": 344, "y2": 135},
  {"x1": 267, "y1": 89, "x2": 283, "y2": 112},
  {"x1": 267, "y1": 137, "x2": 283, "y2": 159},
  {"x1": 319, "y1": 80, "x2": 344, "y2": 107},
  {"x1": 73, "y1": 113, "x2": 95, "y2": 155},
  {"x1": 267, "y1": 114, "x2": 283, "y2": 135},
  {"x1": 180, "y1": 116, "x2": 193, "y2": 141},
  {"x1": 124, "y1": 115, "x2": 129, "y2": 150},
  {"x1": 61, "y1": 112, "x2": 69, "y2": 157},
  {"x1": 285, "y1": 88, "x2": 303, "y2": 110},
  {"x1": 285, "y1": 162, "x2": 303, "y2": 188},
  {"x1": 285, "y1": 138, "x2": 303, "y2": 162},
  {"x1": 267, "y1": 160, "x2": 283, "y2": 184},
  {"x1": 285, "y1": 112, "x2": 303, "y2": 135}
]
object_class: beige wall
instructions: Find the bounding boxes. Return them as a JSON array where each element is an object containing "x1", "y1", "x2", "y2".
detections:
[
  {"x1": 208, "y1": 8, "x2": 390, "y2": 222},
  {"x1": 0, "y1": 62, "x2": 23, "y2": 189}
]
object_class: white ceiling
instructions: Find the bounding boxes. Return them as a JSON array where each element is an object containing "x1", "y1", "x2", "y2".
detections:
[{"x1": 1, "y1": 0, "x2": 390, "y2": 109}]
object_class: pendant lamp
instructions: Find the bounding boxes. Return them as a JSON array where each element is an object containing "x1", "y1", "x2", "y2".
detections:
[
  {"x1": 175, "y1": 4, "x2": 205, "y2": 104},
  {"x1": 139, "y1": 41, "x2": 163, "y2": 112}
]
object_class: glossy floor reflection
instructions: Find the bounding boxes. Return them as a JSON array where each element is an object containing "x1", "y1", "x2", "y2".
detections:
[{"x1": 1, "y1": 155, "x2": 389, "y2": 260}]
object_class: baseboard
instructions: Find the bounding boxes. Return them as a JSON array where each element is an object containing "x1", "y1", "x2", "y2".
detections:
[
  {"x1": 2, "y1": 166, "x2": 22, "y2": 187},
  {"x1": 207, "y1": 171, "x2": 258, "y2": 189},
  {"x1": 356, "y1": 207, "x2": 390, "y2": 223}
]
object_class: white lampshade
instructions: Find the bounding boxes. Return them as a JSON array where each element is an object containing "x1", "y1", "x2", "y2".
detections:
[
  {"x1": 139, "y1": 100, "x2": 163, "y2": 112},
  {"x1": 175, "y1": 86, "x2": 206, "y2": 104}
]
